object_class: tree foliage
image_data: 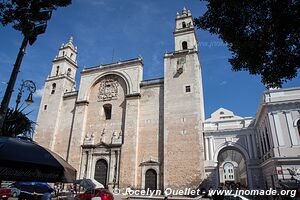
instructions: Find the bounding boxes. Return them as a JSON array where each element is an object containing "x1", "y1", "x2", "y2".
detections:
[
  {"x1": 194, "y1": 0, "x2": 300, "y2": 88},
  {"x1": 2, "y1": 108, "x2": 35, "y2": 138},
  {"x1": 0, "y1": 0, "x2": 71, "y2": 37}
]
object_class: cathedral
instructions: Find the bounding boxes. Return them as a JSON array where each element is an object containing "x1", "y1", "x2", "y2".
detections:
[{"x1": 35, "y1": 8, "x2": 300, "y2": 191}]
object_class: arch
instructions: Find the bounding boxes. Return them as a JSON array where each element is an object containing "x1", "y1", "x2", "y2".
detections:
[
  {"x1": 67, "y1": 68, "x2": 72, "y2": 77},
  {"x1": 86, "y1": 71, "x2": 132, "y2": 101},
  {"x1": 213, "y1": 141, "x2": 250, "y2": 163},
  {"x1": 145, "y1": 169, "x2": 157, "y2": 190},
  {"x1": 182, "y1": 41, "x2": 188, "y2": 50},
  {"x1": 182, "y1": 21, "x2": 186, "y2": 28},
  {"x1": 215, "y1": 142, "x2": 251, "y2": 188},
  {"x1": 94, "y1": 159, "x2": 108, "y2": 186}
]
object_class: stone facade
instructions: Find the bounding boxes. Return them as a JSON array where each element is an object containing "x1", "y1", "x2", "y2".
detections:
[
  {"x1": 35, "y1": 7, "x2": 300, "y2": 191},
  {"x1": 35, "y1": 8, "x2": 205, "y2": 190}
]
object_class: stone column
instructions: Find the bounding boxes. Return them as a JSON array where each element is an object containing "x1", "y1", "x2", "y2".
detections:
[
  {"x1": 284, "y1": 111, "x2": 299, "y2": 146},
  {"x1": 209, "y1": 137, "x2": 214, "y2": 160},
  {"x1": 251, "y1": 134, "x2": 257, "y2": 158},
  {"x1": 205, "y1": 137, "x2": 209, "y2": 160},
  {"x1": 272, "y1": 112, "x2": 285, "y2": 146},
  {"x1": 247, "y1": 134, "x2": 253, "y2": 159},
  {"x1": 87, "y1": 150, "x2": 93, "y2": 178}
]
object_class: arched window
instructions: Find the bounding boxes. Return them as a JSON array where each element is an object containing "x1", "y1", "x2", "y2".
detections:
[
  {"x1": 182, "y1": 21, "x2": 186, "y2": 28},
  {"x1": 70, "y1": 53, "x2": 73, "y2": 59},
  {"x1": 67, "y1": 68, "x2": 71, "y2": 77},
  {"x1": 297, "y1": 120, "x2": 300, "y2": 135},
  {"x1": 145, "y1": 169, "x2": 157, "y2": 190},
  {"x1": 103, "y1": 104, "x2": 112, "y2": 120},
  {"x1": 56, "y1": 66, "x2": 59, "y2": 76},
  {"x1": 51, "y1": 83, "x2": 56, "y2": 94},
  {"x1": 94, "y1": 159, "x2": 108, "y2": 186},
  {"x1": 223, "y1": 162, "x2": 234, "y2": 181},
  {"x1": 182, "y1": 41, "x2": 188, "y2": 50}
]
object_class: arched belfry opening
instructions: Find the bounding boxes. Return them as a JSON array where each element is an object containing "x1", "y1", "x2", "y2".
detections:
[
  {"x1": 182, "y1": 41, "x2": 188, "y2": 50},
  {"x1": 217, "y1": 148, "x2": 248, "y2": 189}
]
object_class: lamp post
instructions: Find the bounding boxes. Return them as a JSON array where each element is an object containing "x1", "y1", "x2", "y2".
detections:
[
  {"x1": 15, "y1": 80, "x2": 36, "y2": 111},
  {"x1": 0, "y1": 5, "x2": 52, "y2": 135}
]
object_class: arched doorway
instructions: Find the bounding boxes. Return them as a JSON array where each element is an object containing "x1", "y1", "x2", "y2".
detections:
[
  {"x1": 218, "y1": 148, "x2": 247, "y2": 189},
  {"x1": 145, "y1": 169, "x2": 157, "y2": 190},
  {"x1": 94, "y1": 159, "x2": 108, "y2": 186}
]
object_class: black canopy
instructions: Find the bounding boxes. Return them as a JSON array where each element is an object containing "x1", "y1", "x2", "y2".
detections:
[{"x1": 0, "y1": 136, "x2": 76, "y2": 182}]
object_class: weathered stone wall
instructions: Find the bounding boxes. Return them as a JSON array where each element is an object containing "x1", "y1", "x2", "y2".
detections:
[
  {"x1": 119, "y1": 95, "x2": 140, "y2": 188},
  {"x1": 163, "y1": 51, "x2": 205, "y2": 189},
  {"x1": 52, "y1": 94, "x2": 77, "y2": 160},
  {"x1": 136, "y1": 83, "x2": 164, "y2": 189}
]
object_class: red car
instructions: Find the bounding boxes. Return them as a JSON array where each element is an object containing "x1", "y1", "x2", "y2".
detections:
[
  {"x1": 75, "y1": 188, "x2": 114, "y2": 200},
  {"x1": 0, "y1": 187, "x2": 12, "y2": 200}
]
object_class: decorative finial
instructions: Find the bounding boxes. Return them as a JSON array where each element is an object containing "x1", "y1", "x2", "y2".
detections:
[
  {"x1": 188, "y1": 9, "x2": 191, "y2": 16},
  {"x1": 182, "y1": 7, "x2": 187, "y2": 16},
  {"x1": 68, "y1": 36, "x2": 73, "y2": 44},
  {"x1": 176, "y1": 12, "x2": 180, "y2": 18}
]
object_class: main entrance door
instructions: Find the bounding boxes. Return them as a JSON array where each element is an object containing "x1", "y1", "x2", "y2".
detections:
[
  {"x1": 145, "y1": 169, "x2": 157, "y2": 190},
  {"x1": 94, "y1": 159, "x2": 108, "y2": 186}
]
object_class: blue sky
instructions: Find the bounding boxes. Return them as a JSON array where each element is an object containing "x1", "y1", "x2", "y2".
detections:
[{"x1": 0, "y1": 0, "x2": 299, "y2": 122}]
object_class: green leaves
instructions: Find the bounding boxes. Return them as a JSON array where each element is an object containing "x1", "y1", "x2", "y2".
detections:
[
  {"x1": 0, "y1": 0, "x2": 71, "y2": 44},
  {"x1": 195, "y1": 0, "x2": 300, "y2": 88},
  {"x1": 2, "y1": 108, "x2": 35, "y2": 138}
]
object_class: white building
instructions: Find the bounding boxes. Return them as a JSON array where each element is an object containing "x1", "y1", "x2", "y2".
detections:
[{"x1": 203, "y1": 89, "x2": 300, "y2": 189}]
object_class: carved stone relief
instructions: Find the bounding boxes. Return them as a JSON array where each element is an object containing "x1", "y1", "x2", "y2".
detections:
[{"x1": 98, "y1": 76, "x2": 118, "y2": 101}]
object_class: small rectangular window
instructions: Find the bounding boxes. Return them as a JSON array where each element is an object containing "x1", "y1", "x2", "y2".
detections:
[
  {"x1": 103, "y1": 104, "x2": 112, "y2": 120},
  {"x1": 44, "y1": 105, "x2": 47, "y2": 110},
  {"x1": 185, "y1": 85, "x2": 191, "y2": 93}
]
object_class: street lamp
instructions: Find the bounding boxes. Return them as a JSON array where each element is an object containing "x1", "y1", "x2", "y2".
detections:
[
  {"x1": 0, "y1": 3, "x2": 52, "y2": 135},
  {"x1": 15, "y1": 80, "x2": 36, "y2": 111}
]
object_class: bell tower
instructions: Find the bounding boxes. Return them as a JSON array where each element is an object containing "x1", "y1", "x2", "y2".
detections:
[
  {"x1": 35, "y1": 37, "x2": 78, "y2": 151},
  {"x1": 50, "y1": 36, "x2": 77, "y2": 82},
  {"x1": 163, "y1": 8, "x2": 205, "y2": 189},
  {"x1": 174, "y1": 7, "x2": 198, "y2": 52}
]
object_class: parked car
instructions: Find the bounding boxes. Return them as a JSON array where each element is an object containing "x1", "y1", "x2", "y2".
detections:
[
  {"x1": 75, "y1": 188, "x2": 114, "y2": 200},
  {"x1": 0, "y1": 187, "x2": 12, "y2": 200}
]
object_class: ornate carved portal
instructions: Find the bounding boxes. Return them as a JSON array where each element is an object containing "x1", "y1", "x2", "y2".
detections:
[{"x1": 98, "y1": 76, "x2": 118, "y2": 101}]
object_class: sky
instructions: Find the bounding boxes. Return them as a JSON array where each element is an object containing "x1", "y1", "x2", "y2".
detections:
[{"x1": 0, "y1": 0, "x2": 299, "y2": 122}]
